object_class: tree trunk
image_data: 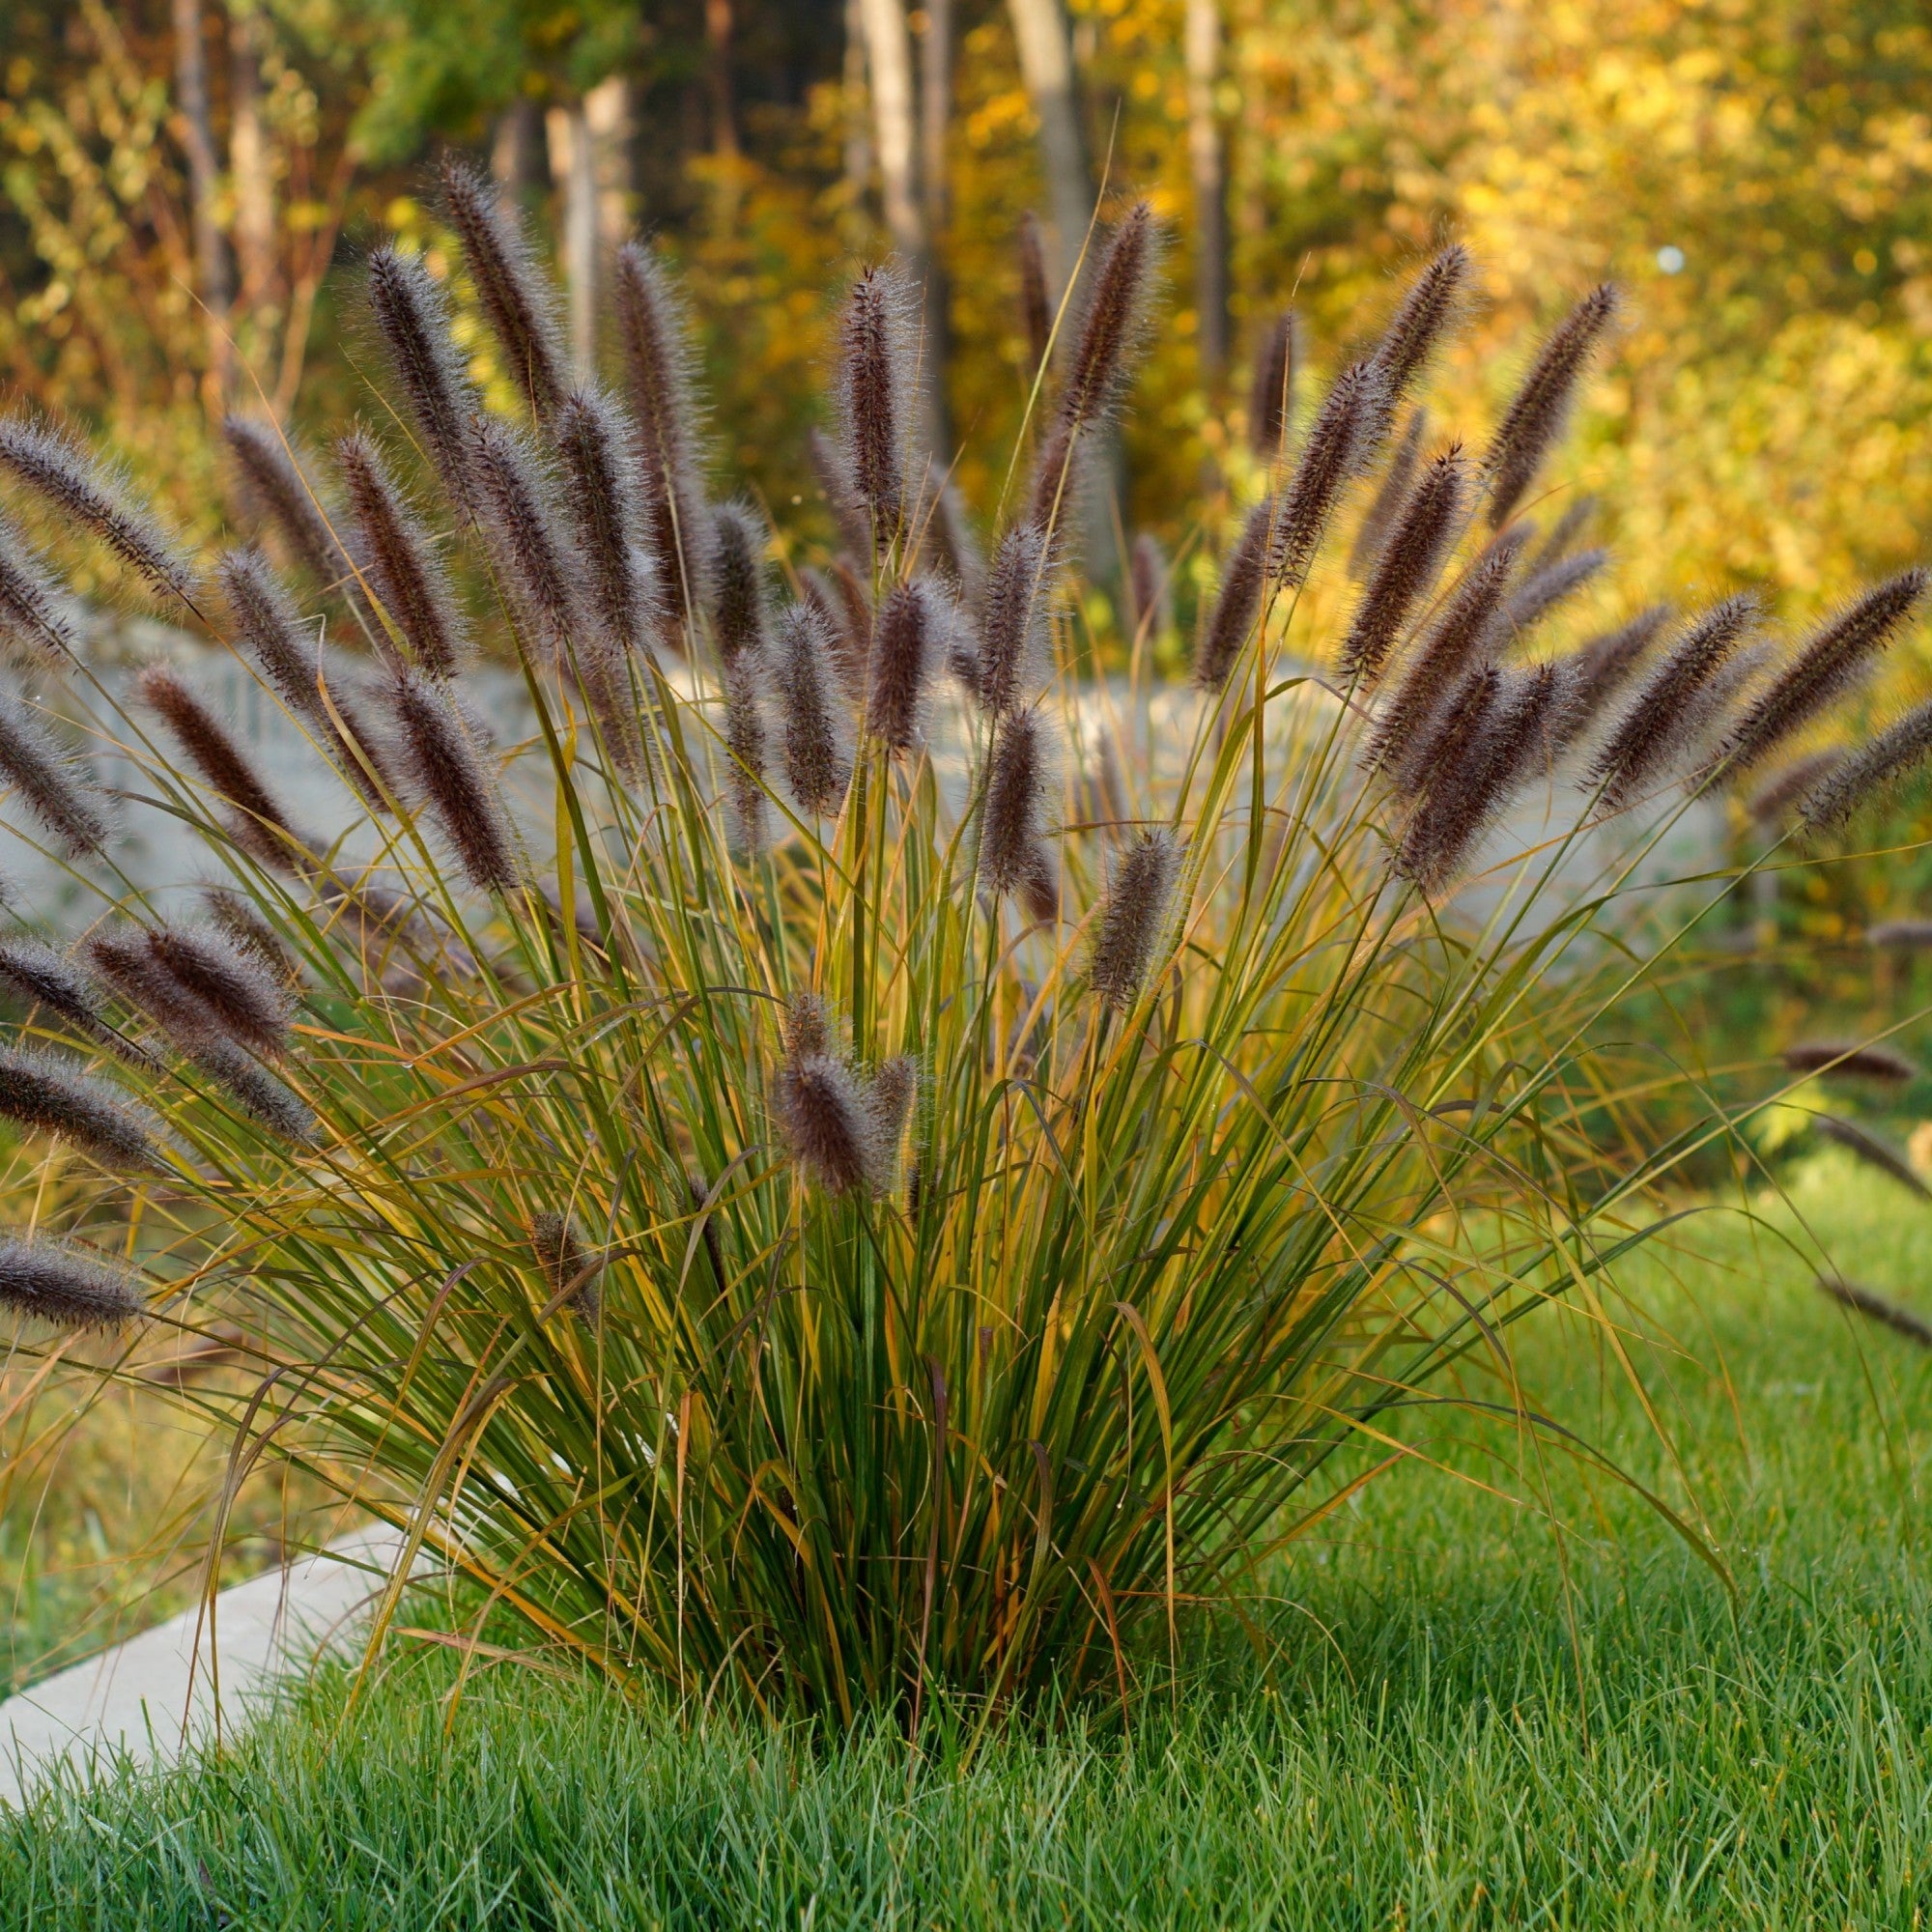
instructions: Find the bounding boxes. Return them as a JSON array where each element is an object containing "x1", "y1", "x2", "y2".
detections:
[
  {"x1": 229, "y1": 2, "x2": 276, "y2": 312},
  {"x1": 842, "y1": 0, "x2": 872, "y2": 206},
  {"x1": 1184, "y1": 0, "x2": 1228, "y2": 383},
  {"x1": 171, "y1": 0, "x2": 231, "y2": 408},
  {"x1": 1004, "y1": 0, "x2": 1092, "y2": 297},
  {"x1": 492, "y1": 98, "x2": 544, "y2": 196},
  {"x1": 584, "y1": 75, "x2": 636, "y2": 262},
  {"x1": 705, "y1": 0, "x2": 739, "y2": 160},
  {"x1": 546, "y1": 101, "x2": 598, "y2": 382},
  {"x1": 860, "y1": 0, "x2": 949, "y2": 460}
]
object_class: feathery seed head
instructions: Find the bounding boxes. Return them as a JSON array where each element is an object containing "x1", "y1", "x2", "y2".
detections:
[
  {"x1": 1555, "y1": 605, "x2": 1672, "y2": 750},
  {"x1": 1091, "y1": 827, "x2": 1181, "y2": 1009},
  {"x1": 138, "y1": 664, "x2": 301, "y2": 867},
  {"x1": 1057, "y1": 202, "x2": 1156, "y2": 438},
  {"x1": 0, "y1": 939, "x2": 129, "y2": 1057},
  {"x1": 222, "y1": 415, "x2": 370, "y2": 622},
  {"x1": 1747, "y1": 750, "x2": 1843, "y2": 826},
  {"x1": 0, "y1": 1042, "x2": 159, "y2": 1170},
  {"x1": 470, "y1": 418, "x2": 583, "y2": 663},
  {"x1": 1499, "y1": 547, "x2": 1608, "y2": 640},
  {"x1": 1348, "y1": 407, "x2": 1428, "y2": 583},
  {"x1": 1783, "y1": 1040, "x2": 1917, "y2": 1083},
  {"x1": 200, "y1": 888, "x2": 299, "y2": 986},
  {"x1": 864, "y1": 1056, "x2": 918, "y2": 1190},
  {"x1": 440, "y1": 156, "x2": 567, "y2": 422},
  {"x1": 1532, "y1": 495, "x2": 1598, "y2": 569},
  {"x1": 530, "y1": 1208, "x2": 598, "y2": 1325},
  {"x1": 1367, "y1": 245, "x2": 1469, "y2": 418},
  {"x1": 0, "y1": 1240, "x2": 142, "y2": 1330},
  {"x1": 1027, "y1": 421, "x2": 1080, "y2": 536},
  {"x1": 1270, "y1": 359, "x2": 1389, "y2": 587},
  {"x1": 192, "y1": 1037, "x2": 317, "y2": 1141},
  {"x1": 723, "y1": 662, "x2": 769, "y2": 853},
  {"x1": 364, "y1": 245, "x2": 479, "y2": 507},
  {"x1": 0, "y1": 684, "x2": 107, "y2": 856},
  {"x1": 613, "y1": 242, "x2": 702, "y2": 494},
  {"x1": 1248, "y1": 309, "x2": 1297, "y2": 461},
  {"x1": 0, "y1": 415, "x2": 194, "y2": 603},
  {"x1": 776, "y1": 1051, "x2": 869, "y2": 1195},
  {"x1": 1724, "y1": 569, "x2": 1929, "y2": 776},
  {"x1": 387, "y1": 668, "x2": 517, "y2": 892},
  {"x1": 1484, "y1": 283, "x2": 1620, "y2": 528},
  {"x1": 709, "y1": 501, "x2": 768, "y2": 671},
  {"x1": 555, "y1": 388, "x2": 660, "y2": 659},
  {"x1": 1802, "y1": 698, "x2": 1932, "y2": 833},
  {"x1": 0, "y1": 514, "x2": 73, "y2": 661},
  {"x1": 868, "y1": 578, "x2": 944, "y2": 752},
  {"x1": 838, "y1": 266, "x2": 916, "y2": 540},
  {"x1": 979, "y1": 707, "x2": 1055, "y2": 901},
  {"x1": 1341, "y1": 444, "x2": 1465, "y2": 685},
  {"x1": 773, "y1": 602, "x2": 852, "y2": 815},
  {"x1": 336, "y1": 432, "x2": 471, "y2": 676},
  {"x1": 1196, "y1": 497, "x2": 1275, "y2": 694},
  {"x1": 807, "y1": 428, "x2": 874, "y2": 560},
  {"x1": 147, "y1": 924, "x2": 294, "y2": 1058},
  {"x1": 781, "y1": 991, "x2": 832, "y2": 1064}
]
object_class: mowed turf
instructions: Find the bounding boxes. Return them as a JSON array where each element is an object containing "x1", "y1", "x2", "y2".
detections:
[{"x1": 6, "y1": 1150, "x2": 1932, "y2": 1929}]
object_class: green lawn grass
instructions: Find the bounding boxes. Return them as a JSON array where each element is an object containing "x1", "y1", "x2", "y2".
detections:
[{"x1": 7, "y1": 1151, "x2": 1932, "y2": 1928}]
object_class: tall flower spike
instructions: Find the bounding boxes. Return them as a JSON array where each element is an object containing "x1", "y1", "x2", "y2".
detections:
[
  {"x1": 1368, "y1": 526, "x2": 1529, "y2": 776},
  {"x1": 1056, "y1": 202, "x2": 1155, "y2": 439},
  {"x1": 147, "y1": 924, "x2": 294, "y2": 1058},
  {"x1": 0, "y1": 416, "x2": 194, "y2": 603},
  {"x1": 1367, "y1": 245, "x2": 1468, "y2": 420},
  {"x1": 364, "y1": 245, "x2": 480, "y2": 509},
  {"x1": 801, "y1": 566, "x2": 868, "y2": 704},
  {"x1": 1341, "y1": 445, "x2": 1465, "y2": 686},
  {"x1": 1091, "y1": 827, "x2": 1180, "y2": 1009},
  {"x1": 470, "y1": 418, "x2": 583, "y2": 664},
  {"x1": 864, "y1": 1056, "x2": 917, "y2": 1190},
  {"x1": 1270, "y1": 360, "x2": 1387, "y2": 588},
  {"x1": 440, "y1": 156, "x2": 567, "y2": 423},
  {"x1": 1196, "y1": 497, "x2": 1275, "y2": 694},
  {"x1": 222, "y1": 415, "x2": 374, "y2": 628},
  {"x1": 1499, "y1": 547, "x2": 1608, "y2": 640},
  {"x1": 530, "y1": 1209, "x2": 599, "y2": 1325},
  {"x1": 1748, "y1": 750, "x2": 1843, "y2": 826},
  {"x1": 138, "y1": 664, "x2": 303, "y2": 867},
  {"x1": 772, "y1": 603, "x2": 851, "y2": 815},
  {"x1": 0, "y1": 939, "x2": 138, "y2": 1060},
  {"x1": 1348, "y1": 407, "x2": 1428, "y2": 583},
  {"x1": 0, "y1": 513, "x2": 73, "y2": 661},
  {"x1": 0, "y1": 1043, "x2": 159, "y2": 1170},
  {"x1": 555, "y1": 388, "x2": 659, "y2": 660},
  {"x1": 708, "y1": 502, "x2": 768, "y2": 672},
  {"x1": 1485, "y1": 284, "x2": 1619, "y2": 528},
  {"x1": 868, "y1": 579, "x2": 942, "y2": 753},
  {"x1": 387, "y1": 668, "x2": 517, "y2": 892},
  {"x1": 1532, "y1": 495, "x2": 1598, "y2": 569},
  {"x1": 838, "y1": 266, "x2": 917, "y2": 542},
  {"x1": 1248, "y1": 309, "x2": 1296, "y2": 460},
  {"x1": 776, "y1": 1048, "x2": 869, "y2": 1196},
  {"x1": 0, "y1": 685, "x2": 108, "y2": 856},
  {"x1": 979, "y1": 707, "x2": 1054, "y2": 901},
  {"x1": 200, "y1": 887, "x2": 298, "y2": 986},
  {"x1": 0, "y1": 1241, "x2": 143, "y2": 1330},
  {"x1": 723, "y1": 663, "x2": 768, "y2": 852},
  {"x1": 336, "y1": 432, "x2": 472, "y2": 676},
  {"x1": 976, "y1": 523, "x2": 1051, "y2": 716},
  {"x1": 1586, "y1": 594, "x2": 1759, "y2": 811},
  {"x1": 613, "y1": 242, "x2": 707, "y2": 631},
  {"x1": 1017, "y1": 212, "x2": 1053, "y2": 382},
  {"x1": 217, "y1": 547, "x2": 391, "y2": 809},
  {"x1": 1802, "y1": 697, "x2": 1932, "y2": 832},
  {"x1": 1555, "y1": 605, "x2": 1672, "y2": 750},
  {"x1": 1724, "y1": 569, "x2": 1929, "y2": 776}
]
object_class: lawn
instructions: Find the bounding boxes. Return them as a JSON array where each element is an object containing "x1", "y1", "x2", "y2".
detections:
[{"x1": 4, "y1": 1150, "x2": 1932, "y2": 1929}]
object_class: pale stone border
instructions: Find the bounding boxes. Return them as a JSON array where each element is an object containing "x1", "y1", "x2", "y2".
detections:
[{"x1": 0, "y1": 1524, "x2": 408, "y2": 1807}]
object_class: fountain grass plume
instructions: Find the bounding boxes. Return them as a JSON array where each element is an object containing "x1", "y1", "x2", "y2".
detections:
[
  {"x1": 471, "y1": 419, "x2": 584, "y2": 664},
  {"x1": 838, "y1": 267, "x2": 916, "y2": 543},
  {"x1": 1196, "y1": 497, "x2": 1274, "y2": 693},
  {"x1": 223, "y1": 415, "x2": 373, "y2": 627},
  {"x1": 1814, "y1": 1116, "x2": 1930, "y2": 1200},
  {"x1": 1555, "y1": 605, "x2": 1672, "y2": 749},
  {"x1": 337, "y1": 432, "x2": 471, "y2": 676},
  {"x1": 1502, "y1": 547, "x2": 1608, "y2": 639},
  {"x1": 1367, "y1": 245, "x2": 1468, "y2": 424},
  {"x1": 0, "y1": 685, "x2": 107, "y2": 856},
  {"x1": 868, "y1": 578, "x2": 943, "y2": 753},
  {"x1": 0, "y1": 515, "x2": 73, "y2": 661},
  {"x1": 0, "y1": 1041, "x2": 159, "y2": 1170},
  {"x1": 1090, "y1": 826, "x2": 1180, "y2": 1009},
  {"x1": 1585, "y1": 595, "x2": 1758, "y2": 812},
  {"x1": 1348, "y1": 407, "x2": 1427, "y2": 583},
  {"x1": 440, "y1": 156, "x2": 568, "y2": 423},
  {"x1": 1783, "y1": 1040, "x2": 1917, "y2": 1082},
  {"x1": 146, "y1": 924, "x2": 295, "y2": 1059},
  {"x1": 1725, "y1": 570, "x2": 1930, "y2": 777},
  {"x1": 709, "y1": 502, "x2": 769, "y2": 672},
  {"x1": 0, "y1": 939, "x2": 136, "y2": 1060},
  {"x1": 773, "y1": 601, "x2": 851, "y2": 815},
  {"x1": 531, "y1": 1208, "x2": 598, "y2": 1325},
  {"x1": 0, "y1": 1239, "x2": 142, "y2": 1330},
  {"x1": 979, "y1": 707, "x2": 1054, "y2": 903},
  {"x1": 1801, "y1": 697, "x2": 1932, "y2": 831},
  {"x1": 137, "y1": 664, "x2": 302, "y2": 867},
  {"x1": 387, "y1": 669, "x2": 516, "y2": 893},
  {"x1": 1341, "y1": 445, "x2": 1464, "y2": 684},
  {"x1": 1057, "y1": 203, "x2": 1156, "y2": 440},
  {"x1": 0, "y1": 415, "x2": 194, "y2": 603},
  {"x1": 554, "y1": 388, "x2": 660, "y2": 659},
  {"x1": 364, "y1": 245, "x2": 480, "y2": 509},
  {"x1": 1271, "y1": 361, "x2": 1387, "y2": 588},
  {"x1": 1248, "y1": 308, "x2": 1297, "y2": 461},
  {"x1": 1485, "y1": 285, "x2": 1619, "y2": 528},
  {"x1": 974, "y1": 522, "x2": 1051, "y2": 716}
]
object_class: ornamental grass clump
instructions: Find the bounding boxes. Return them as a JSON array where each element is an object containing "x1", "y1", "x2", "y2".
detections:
[{"x1": 0, "y1": 196, "x2": 1921, "y2": 1725}]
